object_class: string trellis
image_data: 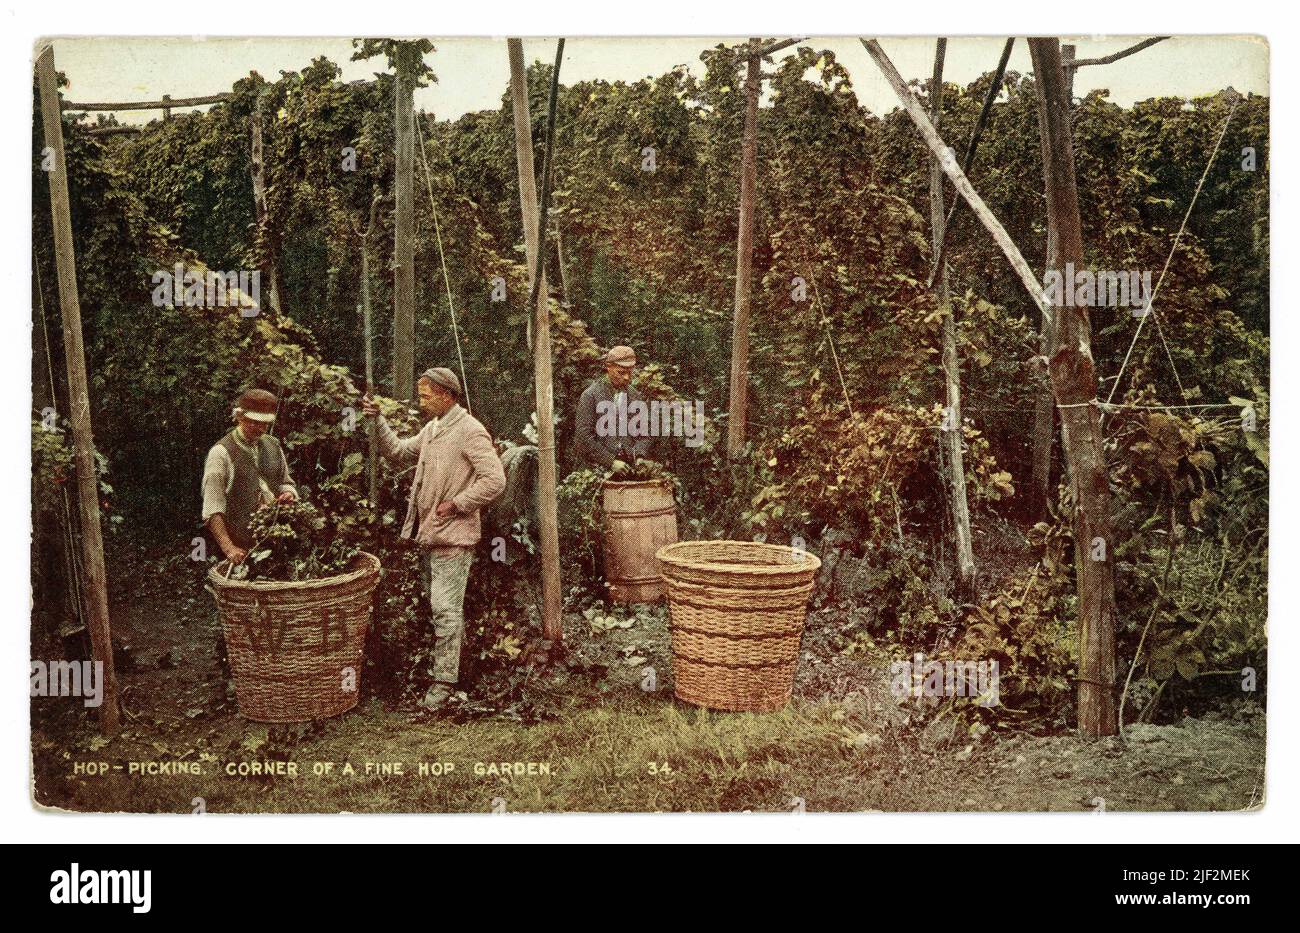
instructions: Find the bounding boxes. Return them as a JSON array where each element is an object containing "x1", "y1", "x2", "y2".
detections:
[{"x1": 1099, "y1": 95, "x2": 1242, "y2": 421}]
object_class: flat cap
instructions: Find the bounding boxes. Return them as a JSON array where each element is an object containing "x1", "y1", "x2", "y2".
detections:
[
  {"x1": 604, "y1": 345, "x2": 637, "y2": 368},
  {"x1": 420, "y1": 367, "x2": 462, "y2": 397},
  {"x1": 236, "y1": 388, "x2": 278, "y2": 422}
]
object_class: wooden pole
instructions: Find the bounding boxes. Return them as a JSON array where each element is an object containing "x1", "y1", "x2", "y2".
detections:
[
  {"x1": 360, "y1": 192, "x2": 381, "y2": 506},
  {"x1": 928, "y1": 39, "x2": 976, "y2": 602},
  {"x1": 1030, "y1": 43, "x2": 1073, "y2": 520},
  {"x1": 726, "y1": 40, "x2": 762, "y2": 458},
  {"x1": 1069, "y1": 36, "x2": 1167, "y2": 69},
  {"x1": 508, "y1": 38, "x2": 564, "y2": 643},
  {"x1": 64, "y1": 92, "x2": 231, "y2": 111},
  {"x1": 35, "y1": 44, "x2": 120, "y2": 735},
  {"x1": 393, "y1": 53, "x2": 416, "y2": 401},
  {"x1": 249, "y1": 95, "x2": 282, "y2": 315},
  {"x1": 1029, "y1": 37, "x2": 1118, "y2": 737}
]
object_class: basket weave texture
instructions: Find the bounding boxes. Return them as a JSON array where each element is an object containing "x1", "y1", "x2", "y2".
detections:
[
  {"x1": 207, "y1": 552, "x2": 380, "y2": 723},
  {"x1": 656, "y1": 541, "x2": 820, "y2": 712}
]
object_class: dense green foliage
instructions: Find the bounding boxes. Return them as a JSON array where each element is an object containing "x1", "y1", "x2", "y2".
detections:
[
  {"x1": 32, "y1": 41, "x2": 1268, "y2": 725},
  {"x1": 241, "y1": 501, "x2": 360, "y2": 582}
]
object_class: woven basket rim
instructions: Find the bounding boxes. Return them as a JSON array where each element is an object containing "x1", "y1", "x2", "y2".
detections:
[
  {"x1": 656, "y1": 539, "x2": 821, "y2": 575},
  {"x1": 208, "y1": 550, "x2": 380, "y2": 593}
]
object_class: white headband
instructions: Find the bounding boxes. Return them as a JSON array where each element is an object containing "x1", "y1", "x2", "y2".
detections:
[{"x1": 233, "y1": 406, "x2": 276, "y2": 423}]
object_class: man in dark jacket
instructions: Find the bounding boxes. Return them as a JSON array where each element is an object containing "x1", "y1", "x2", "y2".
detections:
[{"x1": 574, "y1": 345, "x2": 651, "y2": 469}]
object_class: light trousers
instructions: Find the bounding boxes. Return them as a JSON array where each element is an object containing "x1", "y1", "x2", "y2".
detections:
[{"x1": 422, "y1": 547, "x2": 474, "y2": 684}]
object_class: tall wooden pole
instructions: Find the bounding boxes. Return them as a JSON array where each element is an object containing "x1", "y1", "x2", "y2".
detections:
[
  {"x1": 360, "y1": 192, "x2": 381, "y2": 506},
  {"x1": 861, "y1": 37, "x2": 1116, "y2": 735},
  {"x1": 36, "y1": 44, "x2": 120, "y2": 734},
  {"x1": 726, "y1": 40, "x2": 761, "y2": 458},
  {"x1": 249, "y1": 95, "x2": 282, "y2": 315},
  {"x1": 393, "y1": 53, "x2": 416, "y2": 400},
  {"x1": 1029, "y1": 43, "x2": 1073, "y2": 520},
  {"x1": 928, "y1": 39, "x2": 976, "y2": 602},
  {"x1": 1029, "y1": 37, "x2": 1117, "y2": 737},
  {"x1": 508, "y1": 38, "x2": 564, "y2": 643}
]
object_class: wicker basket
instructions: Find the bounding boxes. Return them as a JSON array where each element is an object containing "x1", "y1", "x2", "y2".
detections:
[
  {"x1": 207, "y1": 552, "x2": 381, "y2": 723},
  {"x1": 656, "y1": 541, "x2": 820, "y2": 712}
]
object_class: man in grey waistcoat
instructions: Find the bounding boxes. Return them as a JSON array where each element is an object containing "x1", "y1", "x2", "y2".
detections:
[
  {"x1": 201, "y1": 388, "x2": 298, "y2": 565},
  {"x1": 200, "y1": 388, "x2": 298, "y2": 683}
]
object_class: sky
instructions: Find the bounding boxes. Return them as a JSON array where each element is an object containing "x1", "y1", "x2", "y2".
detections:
[{"x1": 48, "y1": 35, "x2": 1268, "y2": 125}]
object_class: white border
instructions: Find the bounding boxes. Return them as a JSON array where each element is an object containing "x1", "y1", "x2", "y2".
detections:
[{"x1": 2, "y1": 0, "x2": 1291, "y2": 844}]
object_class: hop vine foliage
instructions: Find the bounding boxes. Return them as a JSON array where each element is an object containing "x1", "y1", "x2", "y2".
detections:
[
  {"x1": 31, "y1": 45, "x2": 1269, "y2": 728},
  {"x1": 242, "y1": 500, "x2": 359, "y2": 582},
  {"x1": 606, "y1": 457, "x2": 674, "y2": 484}
]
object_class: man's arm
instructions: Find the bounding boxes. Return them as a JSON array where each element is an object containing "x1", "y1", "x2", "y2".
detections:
[
  {"x1": 207, "y1": 514, "x2": 246, "y2": 564},
  {"x1": 201, "y1": 446, "x2": 246, "y2": 562},
  {"x1": 374, "y1": 416, "x2": 426, "y2": 467},
  {"x1": 201, "y1": 446, "x2": 230, "y2": 522},
  {"x1": 450, "y1": 425, "x2": 507, "y2": 515}
]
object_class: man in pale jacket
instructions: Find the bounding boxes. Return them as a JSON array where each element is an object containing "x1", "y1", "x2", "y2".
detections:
[{"x1": 362, "y1": 367, "x2": 505, "y2": 710}]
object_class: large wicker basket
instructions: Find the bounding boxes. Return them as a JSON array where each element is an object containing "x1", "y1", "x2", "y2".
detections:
[
  {"x1": 207, "y1": 552, "x2": 381, "y2": 723},
  {"x1": 656, "y1": 541, "x2": 820, "y2": 712}
]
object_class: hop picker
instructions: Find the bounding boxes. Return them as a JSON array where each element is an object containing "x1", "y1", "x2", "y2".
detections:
[
  {"x1": 361, "y1": 368, "x2": 505, "y2": 711},
  {"x1": 200, "y1": 388, "x2": 300, "y2": 682}
]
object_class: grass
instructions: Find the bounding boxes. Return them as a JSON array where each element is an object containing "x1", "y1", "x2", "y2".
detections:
[
  {"x1": 31, "y1": 544, "x2": 1267, "y2": 815},
  {"x1": 39, "y1": 692, "x2": 874, "y2": 814},
  {"x1": 34, "y1": 686, "x2": 1267, "y2": 814}
]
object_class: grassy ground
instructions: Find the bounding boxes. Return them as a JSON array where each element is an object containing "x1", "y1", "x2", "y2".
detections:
[
  {"x1": 30, "y1": 548, "x2": 1267, "y2": 814},
  {"x1": 33, "y1": 689, "x2": 1266, "y2": 814}
]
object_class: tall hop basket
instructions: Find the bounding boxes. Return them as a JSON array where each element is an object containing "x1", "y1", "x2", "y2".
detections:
[
  {"x1": 656, "y1": 541, "x2": 820, "y2": 712},
  {"x1": 207, "y1": 553, "x2": 381, "y2": 723}
]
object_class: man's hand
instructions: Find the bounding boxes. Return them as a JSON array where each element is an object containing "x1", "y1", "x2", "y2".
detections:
[
  {"x1": 207, "y1": 514, "x2": 245, "y2": 566},
  {"x1": 434, "y1": 501, "x2": 457, "y2": 519},
  {"x1": 361, "y1": 394, "x2": 380, "y2": 418},
  {"x1": 276, "y1": 489, "x2": 297, "y2": 504}
]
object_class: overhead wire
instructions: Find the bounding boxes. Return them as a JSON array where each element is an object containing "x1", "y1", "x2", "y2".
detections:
[{"x1": 414, "y1": 109, "x2": 472, "y2": 416}]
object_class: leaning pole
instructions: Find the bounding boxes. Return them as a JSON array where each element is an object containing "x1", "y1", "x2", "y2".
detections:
[{"x1": 36, "y1": 43, "x2": 120, "y2": 734}]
